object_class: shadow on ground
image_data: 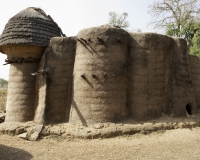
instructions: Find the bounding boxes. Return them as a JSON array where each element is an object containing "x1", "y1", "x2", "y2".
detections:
[{"x1": 0, "y1": 144, "x2": 33, "y2": 160}]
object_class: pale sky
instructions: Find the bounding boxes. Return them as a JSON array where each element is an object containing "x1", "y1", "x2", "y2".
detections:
[{"x1": 0, "y1": 0, "x2": 156, "y2": 80}]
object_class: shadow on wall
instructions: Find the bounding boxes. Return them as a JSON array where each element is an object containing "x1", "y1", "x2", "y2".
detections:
[
  {"x1": 71, "y1": 99, "x2": 88, "y2": 127},
  {"x1": 0, "y1": 144, "x2": 33, "y2": 160}
]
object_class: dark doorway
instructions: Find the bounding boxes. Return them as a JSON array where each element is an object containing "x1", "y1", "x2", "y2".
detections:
[{"x1": 186, "y1": 104, "x2": 192, "y2": 115}]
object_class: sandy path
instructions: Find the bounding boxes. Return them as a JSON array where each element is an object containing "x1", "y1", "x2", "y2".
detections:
[{"x1": 0, "y1": 128, "x2": 200, "y2": 160}]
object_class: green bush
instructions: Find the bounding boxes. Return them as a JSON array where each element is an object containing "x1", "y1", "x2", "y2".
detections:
[{"x1": 0, "y1": 89, "x2": 7, "y2": 112}]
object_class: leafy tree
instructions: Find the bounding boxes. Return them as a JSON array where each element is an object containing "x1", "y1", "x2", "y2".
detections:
[
  {"x1": 148, "y1": 0, "x2": 200, "y2": 56},
  {"x1": 189, "y1": 23, "x2": 200, "y2": 56},
  {"x1": 148, "y1": 0, "x2": 199, "y2": 33},
  {"x1": 108, "y1": 12, "x2": 130, "y2": 29}
]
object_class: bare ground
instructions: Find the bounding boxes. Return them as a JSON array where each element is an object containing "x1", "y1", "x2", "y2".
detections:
[{"x1": 0, "y1": 128, "x2": 200, "y2": 160}]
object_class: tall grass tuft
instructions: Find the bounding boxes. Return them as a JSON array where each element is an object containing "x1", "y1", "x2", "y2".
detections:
[{"x1": 0, "y1": 89, "x2": 7, "y2": 112}]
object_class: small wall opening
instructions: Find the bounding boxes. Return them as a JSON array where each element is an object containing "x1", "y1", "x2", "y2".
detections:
[{"x1": 186, "y1": 104, "x2": 192, "y2": 115}]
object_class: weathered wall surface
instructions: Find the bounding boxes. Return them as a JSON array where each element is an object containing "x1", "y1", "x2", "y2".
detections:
[
  {"x1": 189, "y1": 54, "x2": 200, "y2": 109},
  {"x1": 168, "y1": 39, "x2": 196, "y2": 116},
  {"x1": 5, "y1": 63, "x2": 38, "y2": 122},
  {"x1": 129, "y1": 33, "x2": 172, "y2": 120},
  {"x1": 34, "y1": 51, "x2": 47, "y2": 124},
  {"x1": 34, "y1": 37, "x2": 76, "y2": 124},
  {"x1": 69, "y1": 27, "x2": 129, "y2": 126}
]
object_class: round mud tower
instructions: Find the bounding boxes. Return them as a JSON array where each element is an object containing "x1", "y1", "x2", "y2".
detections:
[
  {"x1": 69, "y1": 27, "x2": 129, "y2": 125},
  {"x1": 6, "y1": 62, "x2": 39, "y2": 122}
]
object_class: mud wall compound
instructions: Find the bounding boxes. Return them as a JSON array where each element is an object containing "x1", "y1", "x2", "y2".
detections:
[{"x1": 1, "y1": 27, "x2": 200, "y2": 125}]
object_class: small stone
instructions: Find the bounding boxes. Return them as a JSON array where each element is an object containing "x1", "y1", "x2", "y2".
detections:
[
  {"x1": 0, "y1": 113, "x2": 6, "y2": 123},
  {"x1": 86, "y1": 128, "x2": 91, "y2": 133},
  {"x1": 34, "y1": 125, "x2": 43, "y2": 133},
  {"x1": 92, "y1": 124, "x2": 104, "y2": 129},
  {"x1": 17, "y1": 132, "x2": 28, "y2": 140},
  {"x1": 29, "y1": 132, "x2": 40, "y2": 141},
  {"x1": 15, "y1": 127, "x2": 25, "y2": 135}
]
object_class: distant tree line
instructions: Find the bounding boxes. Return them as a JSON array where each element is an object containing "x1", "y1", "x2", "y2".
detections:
[{"x1": 0, "y1": 78, "x2": 8, "y2": 87}]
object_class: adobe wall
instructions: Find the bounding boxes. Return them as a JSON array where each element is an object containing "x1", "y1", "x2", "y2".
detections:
[
  {"x1": 168, "y1": 39, "x2": 196, "y2": 116},
  {"x1": 33, "y1": 28, "x2": 197, "y2": 125},
  {"x1": 128, "y1": 33, "x2": 172, "y2": 120},
  {"x1": 189, "y1": 54, "x2": 200, "y2": 109},
  {"x1": 34, "y1": 37, "x2": 76, "y2": 124},
  {"x1": 3, "y1": 27, "x2": 199, "y2": 125}
]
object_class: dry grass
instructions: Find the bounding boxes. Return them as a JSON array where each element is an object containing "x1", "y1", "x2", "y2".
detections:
[{"x1": 0, "y1": 88, "x2": 7, "y2": 112}]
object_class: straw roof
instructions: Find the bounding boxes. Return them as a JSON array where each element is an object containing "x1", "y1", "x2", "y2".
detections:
[{"x1": 0, "y1": 7, "x2": 63, "y2": 50}]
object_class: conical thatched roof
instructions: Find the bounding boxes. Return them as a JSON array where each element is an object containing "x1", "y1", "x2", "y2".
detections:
[{"x1": 0, "y1": 7, "x2": 63, "y2": 50}]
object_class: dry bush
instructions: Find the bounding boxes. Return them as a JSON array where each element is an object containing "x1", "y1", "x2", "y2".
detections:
[{"x1": 0, "y1": 89, "x2": 7, "y2": 112}]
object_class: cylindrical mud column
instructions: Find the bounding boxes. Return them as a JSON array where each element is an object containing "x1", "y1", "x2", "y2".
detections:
[
  {"x1": 6, "y1": 63, "x2": 38, "y2": 121},
  {"x1": 189, "y1": 55, "x2": 200, "y2": 109},
  {"x1": 3, "y1": 45, "x2": 45, "y2": 122},
  {"x1": 129, "y1": 33, "x2": 172, "y2": 120},
  {"x1": 169, "y1": 38, "x2": 196, "y2": 116},
  {"x1": 34, "y1": 37, "x2": 77, "y2": 124},
  {"x1": 69, "y1": 27, "x2": 129, "y2": 126}
]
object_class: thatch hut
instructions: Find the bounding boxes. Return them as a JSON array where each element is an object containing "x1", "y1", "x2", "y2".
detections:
[{"x1": 0, "y1": 7, "x2": 62, "y2": 122}]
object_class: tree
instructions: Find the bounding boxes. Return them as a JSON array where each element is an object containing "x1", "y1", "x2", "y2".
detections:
[
  {"x1": 108, "y1": 12, "x2": 130, "y2": 29},
  {"x1": 148, "y1": 0, "x2": 200, "y2": 34},
  {"x1": 189, "y1": 22, "x2": 200, "y2": 56},
  {"x1": 148, "y1": 0, "x2": 200, "y2": 56}
]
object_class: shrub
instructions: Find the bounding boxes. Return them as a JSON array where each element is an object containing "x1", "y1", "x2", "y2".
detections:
[{"x1": 0, "y1": 89, "x2": 7, "y2": 112}]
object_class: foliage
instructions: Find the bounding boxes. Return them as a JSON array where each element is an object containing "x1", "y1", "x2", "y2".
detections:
[
  {"x1": 0, "y1": 89, "x2": 7, "y2": 112},
  {"x1": 165, "y1": 17, "x2": 200, "y2": 57},
  {"x1": 148, "y1": 0, "x2": 199, "y2": 32},
  {"x1": 189, "y1": 24, "x2": 200, "y2": 56},
  {"x1": 108, "y1": 11, "x2": 130, "y2": 29},
  {"x1": 0, "y1": 78, "x2": 8, "y2": 87},
  {"x1": 148, "y1": 0, "x2": 200, "y2": 56}
]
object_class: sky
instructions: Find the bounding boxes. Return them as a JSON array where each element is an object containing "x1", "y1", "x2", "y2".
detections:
[{"x1": 0, "y1": 0, "x2": 156, "y2": 80}]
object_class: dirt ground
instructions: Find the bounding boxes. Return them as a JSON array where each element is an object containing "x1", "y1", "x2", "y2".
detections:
[{"x1": 0, "y1": 128, "x2": 200, "y2": 160}]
